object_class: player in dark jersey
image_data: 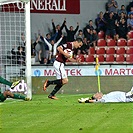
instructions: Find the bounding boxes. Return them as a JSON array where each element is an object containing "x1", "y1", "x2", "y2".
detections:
[{"x1": 43, "y1": 38, "x2": 83, "y2": 99}]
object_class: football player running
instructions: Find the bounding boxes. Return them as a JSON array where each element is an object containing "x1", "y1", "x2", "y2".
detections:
[{"x1": 43, "y1": 38, "x2": 83, "y2": 100}]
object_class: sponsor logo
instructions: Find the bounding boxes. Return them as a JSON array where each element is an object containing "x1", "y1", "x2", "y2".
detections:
[
  {"x1": 2, "y1": 0, "x2": 80, "y2": 14},
  {"x1": 34, "y1": 70, "x2": 41, "y2": 76},
  {"x1": 95, "y1": 69, "x2": 102, "y2": 76},
  {"x1": 10, "y1": 80, "x2": 27, "y2": 94},
  {"x1": 43, "y1": 69, "x2": 82, "y2": 76}
]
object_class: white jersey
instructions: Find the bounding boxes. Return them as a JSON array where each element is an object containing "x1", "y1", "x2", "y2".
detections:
[{"x1": 98, "y1": 91, "x2": 133, "y2": 103}]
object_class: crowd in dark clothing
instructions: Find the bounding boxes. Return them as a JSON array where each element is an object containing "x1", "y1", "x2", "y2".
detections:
[{"x1": 12, "y1": 0, "x2": 133, "y2": 65}]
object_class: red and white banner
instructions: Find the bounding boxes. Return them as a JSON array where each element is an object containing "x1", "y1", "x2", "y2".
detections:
[
  {"x1": 2, "y1": 0, "x2": 80, "y2": 14},
  {"x1": 5, "y1": 65, "x2": 133, "y2": 77},
  {"x1": 32, "y1": 66, "x2": 133, "y2": 76}
]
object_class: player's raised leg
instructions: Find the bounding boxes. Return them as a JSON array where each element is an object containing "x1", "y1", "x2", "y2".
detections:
[{"x1": 0, "y1": 76, "x2": 21, "y2": 89}]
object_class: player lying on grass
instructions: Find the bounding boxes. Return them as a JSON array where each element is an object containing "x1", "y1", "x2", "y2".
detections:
[
  {"x1": 0, "y1": 76, "x2": 29, "y2": 102},
  {"x1": 78, "y1": 87, "x2": 133, "y2": 103},
  {"x1": 0, "y1": 90, "x2": 30, "y2": 102}
]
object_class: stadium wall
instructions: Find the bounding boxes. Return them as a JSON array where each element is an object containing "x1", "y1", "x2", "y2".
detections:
[{"x1": 32, "y1": 76, "x2": 133, "y2": 95}]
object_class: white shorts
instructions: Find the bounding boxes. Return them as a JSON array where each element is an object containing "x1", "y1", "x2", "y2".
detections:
[{"x1": 53, "y1": 60, "x2": 67, "y2": 79}]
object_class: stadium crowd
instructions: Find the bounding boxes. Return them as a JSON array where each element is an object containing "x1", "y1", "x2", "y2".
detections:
[{"x1": 10, "y1": 0, "x2": 133, "y2": 65}]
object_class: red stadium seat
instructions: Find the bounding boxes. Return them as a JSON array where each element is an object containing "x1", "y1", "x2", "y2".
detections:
[
  {"x1": 96, "y1": 47, "x2": 105, "y2": 54},
  {"x1": 89, "y1": 47, "x2": 95, "y2": 55},
  {"x1": 127, "y1": 31, "x2": 133, "y2": 39},
  {"x1": 126, "y1": 54, "x2": 133, "y2": 63},
  {"x1": 85, "y1": 55, "x2": 94, "y2": 62},
  {"x1": 127, "y1": 39, "x2": 133, "y2": 46},
  {"x1": 106, "y1": 47, "x2": 115, "y2": 54},
  {"x1": 116, "y1": 55, "x2": 125, "y2": 63},
  {"x1": 106, "y1": 35, "x2": 111, "y2": 39},
  {"x1": 116, "y1": 47, "x2": 125, "y2": 54},
  {"x1": 117, "y1": 38, "x2": 127, "y2": 46},
  {"x1": 76, "y1": 54, "x2": 85, "y2": 62},
  {"x1": 105, "y1": 55, "x2": 115, "y2": 62},
  {"x1": 97, "y1": 39, "x2": 106, "y2": 47},
  {"x1": 126, "y1": 47, "x2": 133, "y2": 54},
  {"x1": 106, "y1": 39, "x2": 116, "y2": 46},
  {"x1": 97, "y1": 55, "x2": 105, "y2": 63},
  {"x1": 98, "y1": 31, "x2": 105, "y2": 39}
]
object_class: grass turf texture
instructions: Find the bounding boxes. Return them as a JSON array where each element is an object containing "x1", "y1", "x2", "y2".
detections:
[{"x1": 0, "y1": 94, "x2": 133, "y2": 133}]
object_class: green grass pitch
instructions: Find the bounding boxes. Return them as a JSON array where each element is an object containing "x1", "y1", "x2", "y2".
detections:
[{"x1": 0, "y1": 94, "x2": 133, "y2": 133}]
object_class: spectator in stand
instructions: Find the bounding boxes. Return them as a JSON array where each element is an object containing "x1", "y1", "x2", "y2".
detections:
[
  {"x1": 11, "y1": 44, "x2": 18, "y2": 64},
  {"x1": 87, "y1": 29, "x2": 98, "y2": 48},
  {"x1": 11, "y1": 45, "x2": 25, "y2": 65},
  {"x1": 117, "y1": 12, "x2": 127, "y2": 23},
  {"x1": 107, "y1": 0, "x2": 118, "y2": 13},
  {"x1": 31, "y1": 35, "x2": 40, "y2": 56},
  {"x1": 16, "y1": 46, "x2": 25, "y2": 65},
  {"x1": 116, "y1": 18, "x2": 128, "y2": 40},
  {"x1": 31, "y1": 40, "x2": 35, "y2": 56},
  {"x1": 20, "y1": 32, "x2": 26, "y2": 51},
  {"x1": 45, "y1": 32, "x2": 58, "y2": 43},
  {"x1": 35, "y1": 42, "x2": 41, "y2": 63},
  {"x1": 80, "y1": 37, "x2": 90, "y2": 55},
  {"x1": 40, "y1": 35, "x2": 64, "y2": 64},
  {"x1": 95, "y1": 11, "x2": 106, "y2": 32},
  {"x1": 64, "y1": 21, "x2": 79, "y2": 42},
  {"x1": 43, "y1": 31, "x2": 58, "y2": 64},
  {"x1": 116, "y1": 12, "x2": 127, "y2": 40},
  {"x1": 35, "y1": 37, "x2": 46, "y2": 64},
  {"x1": 127, "y1": 13, "x2": 133, "y2": 31},
  {"x1": 84, "y1": 20, "x2": 97, "y2": 39},
  {"x1": 104, "y1": 11, "x2": 118, "y2": 40},
  {"x1": 126, "y1": 0, "x2": 133, "y2": 14},
  {"x1": 117, "y1": 5, "x2": 127, "y2": 16},
  {"x1": 52, "y1": 18, "x2": 66, "y2": 43},
  {"x1": 127, "y1": 6, "x2": 133, "y2": 16},
  {"x1": 76, "y1": 30, "x2": 84, "y2": 40}
]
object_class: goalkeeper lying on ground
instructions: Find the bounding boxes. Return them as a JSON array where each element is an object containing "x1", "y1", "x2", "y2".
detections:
[
  {"x1": 0, "y1": 76, "x2": 29, "y2": 102},
  {"x1": 78, "y1": 87, "x2": 133, "y2": 103}
]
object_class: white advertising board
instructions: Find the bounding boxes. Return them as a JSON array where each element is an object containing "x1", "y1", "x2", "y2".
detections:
[{"x1": 32, "y1": 65, "x2": 133, "y2": 77}]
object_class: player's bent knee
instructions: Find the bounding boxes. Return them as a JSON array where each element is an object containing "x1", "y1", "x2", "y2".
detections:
[{"x1": 62, "y1": 78, "x2": 68, "y2": 85}]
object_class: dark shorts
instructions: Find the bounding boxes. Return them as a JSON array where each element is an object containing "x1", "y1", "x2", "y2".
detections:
[
  {"x1": 106, "y1": 29, "x2": 116, "y2": 36},
  {"x1": 0, "y1": 93, "x2": 6, "y2": 102}
]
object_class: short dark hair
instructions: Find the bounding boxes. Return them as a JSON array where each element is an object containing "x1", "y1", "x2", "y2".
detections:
[
  {"x1": 89, "y1": 20, "x2": 92, "y2": 23},
  {"x1": 76, "y1": 37, "x2": 83, "y2": 43},
  {"x1": 78, "y1": 30, "x2": 82, "y2": 32},
  {"x1": 46, "y1": 33, "x2": 50, "y2": 37},
  {"x1": 121, "y1": 5, "x2": 125, "y2": 7}
]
